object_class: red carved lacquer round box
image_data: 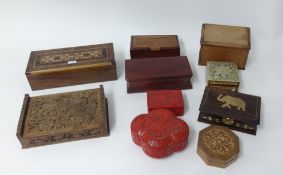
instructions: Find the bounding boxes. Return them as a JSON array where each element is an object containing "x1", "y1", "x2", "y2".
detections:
[{"x1": 131, "y1": 109, "x2": 189, "y2": 158}]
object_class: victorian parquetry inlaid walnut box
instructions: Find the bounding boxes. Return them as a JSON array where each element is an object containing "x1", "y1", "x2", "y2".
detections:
[
  {"x1": 207, "y1": 61, "x2": 240, "y2": 91},
  {"x1": 197, "y1": 125, "x2": 239, "y2": 168},
  {"x1": 26, "y1": 43, "x2": 117, "y2": 90},
  {"x1": 199, "y1": 24, "x2": 251, "y2": 69},
  {"x1": 16, "y1": 85, "x2": 110, "y2": 148},
  {"x1": 130, "y1": 35, "x2": 180, "y2": 59},
  {"x1": 125, "y1": 56, "x2": 193, "y2": 93},
  {"x1": 198, "y1": 87, "x2": 261, "y2": 135}
]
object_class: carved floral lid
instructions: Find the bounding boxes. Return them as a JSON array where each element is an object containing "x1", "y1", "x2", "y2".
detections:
[
  {"x1": 22, "y1": 86, "x2": 108, "y2": 139},
  {"x1": 197, "y1": 125, "x2": 239, "y2": 168}
]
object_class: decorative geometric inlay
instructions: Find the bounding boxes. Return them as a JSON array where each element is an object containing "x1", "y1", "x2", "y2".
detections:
[{"x1": 35, "y1": 48, "x2": 106, "y2": 67}]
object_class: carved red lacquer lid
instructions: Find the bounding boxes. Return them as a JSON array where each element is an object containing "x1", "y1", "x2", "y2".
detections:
[
  {"x1": 147, "y1": 90, "x2": 184, "y2": 116},
  {"x1": 131, "y1": 109, "x2": 189, "y2": 158}
]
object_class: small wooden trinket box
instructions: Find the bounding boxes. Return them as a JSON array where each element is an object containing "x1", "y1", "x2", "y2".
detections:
[
  {"x1": 198, "y1": 87, "x2": 261, "y2": 135},
  {"x1": 197, "y1": 125, "x2": 239, "y2": 168},
  {"x1": 207, "y1": 61, "x2": 240, "y2": 91},
  {"x1": 17, "y1": 85, "x2": 110, "y2": 148},
  {"x1": 130, "y1": 35, "x2": 180, "y2": 59},
  {"x1": 26, "y1": 43, "x2": 117, "y2": 90},
  {"x1": 131, "y1": 109, "x2": 189, "y2": 158},
  {"x1": 147, "y1": 90, "x2": 184, "y2": 116},
  {"x1": 199, "y1": 23, "x2": 251, "y2": 69},
  {"x1": 125, "y1": 56, "x2": 193, "y2": 93}
]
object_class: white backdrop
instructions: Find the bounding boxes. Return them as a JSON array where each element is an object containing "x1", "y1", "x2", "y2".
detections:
[{"x1": 0, "y1": 0, "x2": 282, "y2": 174}]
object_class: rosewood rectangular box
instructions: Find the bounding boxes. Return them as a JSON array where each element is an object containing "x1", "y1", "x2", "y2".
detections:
[
  {"x1": 26, "y1": 43, "x2": 117, "y2": 90},
  {"x1": 125, "y1": 56, "x2": 193, "y2": 93},
  {"x1": 198, "y1": 87, "x2": 261, "y2": 135},
  {"x1": 199, "y1": 24, "x2": 251, "y2": 69},
  {"x1": 17, "y1": 85, "x2": 110, "y2": 148},
  {"x1": 130, "y1": 35, "x2": 180, "y2": 59}
]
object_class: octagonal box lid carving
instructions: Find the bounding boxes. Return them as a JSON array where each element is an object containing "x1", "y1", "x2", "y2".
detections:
[{"x1": 197, "y1": 125, "x2": 239, "y2": 168}]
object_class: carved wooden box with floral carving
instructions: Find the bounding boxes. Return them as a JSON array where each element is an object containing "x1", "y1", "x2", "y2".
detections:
[
  {"x1": 130, "y1": 35, "x2": 180, "y2": 59},
  {"x1": 16, "y1": 85, "x2": 109, "y2": 148},
  {"x1": 198, "y1": 87, "x2": 261, "y2": 135},
  {"x1": 26, "y1": 43, "x2": 117, "y2": 90}
]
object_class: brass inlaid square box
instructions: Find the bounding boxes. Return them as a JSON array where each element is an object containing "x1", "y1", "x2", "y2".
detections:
[{"x1": 207, "y1": 61, "x2": 240, "y2": 91}]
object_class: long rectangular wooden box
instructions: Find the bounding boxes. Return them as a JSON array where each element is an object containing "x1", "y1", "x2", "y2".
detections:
[
  {"x1": 130, "y1": 35, "x2": 180, "y2": 59},
  {"x1": 26, "y1": 43, "x2": 117, "y2": 90},
  {"x1": 16, "y1": 85, "x2": 110, "y2": 148},
  {"x1": 199, "y1": 24, "x2": 251, "y2": 69},
  {"x1": 198, "y1": 87, "x2": 261, "y2": 135},
  {"x1": 125, "y1": 56, "x2": 193, "y2": 93}
]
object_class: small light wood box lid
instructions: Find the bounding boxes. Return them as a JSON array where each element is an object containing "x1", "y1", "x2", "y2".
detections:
[
  {"x1": 197, "y1": 125, "x2": 240, "y2": 168},
  {"x1": 199, "y1": 24, "x2": 251, "y2": 69}
]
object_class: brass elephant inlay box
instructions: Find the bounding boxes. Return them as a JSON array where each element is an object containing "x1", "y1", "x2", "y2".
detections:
[
  {"x1": 207, "y1": 61, "x2": 240, "y2": 91},
  {"x1": 198, "y1": 87, "x2": 261, "y2": 135},
  {"x1": 16, "y1": 85, "x2": 110, "y2": 148}
]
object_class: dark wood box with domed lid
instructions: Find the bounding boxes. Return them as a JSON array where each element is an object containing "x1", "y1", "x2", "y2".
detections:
[{"x1": 25, "y1": 43, "x2": 117, "y2": 90}]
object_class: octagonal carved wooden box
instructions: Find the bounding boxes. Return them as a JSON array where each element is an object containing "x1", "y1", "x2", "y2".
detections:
[{"x1": 197, "y1": 125, "x2": 239, "y2": 168}]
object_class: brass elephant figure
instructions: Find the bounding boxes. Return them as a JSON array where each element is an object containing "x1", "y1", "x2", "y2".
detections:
[{"x1": 217, "y1": 94, "x2": 246, "y2": 111}]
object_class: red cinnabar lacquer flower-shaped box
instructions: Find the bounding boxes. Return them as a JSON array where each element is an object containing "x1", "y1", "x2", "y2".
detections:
[{"x1": 131, "y1": 109, "x2": 189, "y2": 158}]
